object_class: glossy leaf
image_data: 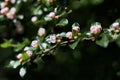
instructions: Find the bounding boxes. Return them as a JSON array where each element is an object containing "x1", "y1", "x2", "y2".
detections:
[
  {"x1": 96, "y1": 35, "x2": 109, "y2": 48},
  {"x1": 56, "y1": 18, "x2": 68, "y2": 26}
]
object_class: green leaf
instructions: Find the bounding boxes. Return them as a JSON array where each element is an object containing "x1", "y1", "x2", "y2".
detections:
[
  {"x1": 72, "y1": 22, "x2": 80, "y2": 27},
  {"x1": 115, "y1": 34, "x2": 120, "y2": 47},
  {"x1": 9, "y1": 60, "x2": 21, "y2": 69},
  {"x1": 22, "y1": 38, "x2": 30, "y2": 44},
  {"x1": 22, "y1": 53, "x2": 29, "y2": 60},
  {"x1": 17, "y1": 15, "x2": 24, "y2": 20},
  {"x1": 96, "y1": 35, "x2": 109, "y2": 48},
  {"x1": 19, "y1": 67, "x2": 26, "y2": 77},
  {"x1": 14, "y1": 43, "x2": 25, "y2": 52},
  {"x1": 56, "y1": 18, "x2": 68, "y2": 26},
  {"x1": 14, "y1": 39, "x2": 30, "y2": 52},
  {"x1": 35, "y1": 19, "x2": 51, "y2": 24},
  {"x1": 69, "y1": 36, "x2": 82, "y2": 49},
  {"x1": 0, "y1": 15, "x2": 5, "y2": 21},
  {"x1": 33, "y1": 6, "x2": 41, "y2": 15},
  {"x1": 29, "y1": 47, "x2": 36, "y2": 51},
  {"x1": 0, "y1": 39, "x2": 14, "y2": 48}
]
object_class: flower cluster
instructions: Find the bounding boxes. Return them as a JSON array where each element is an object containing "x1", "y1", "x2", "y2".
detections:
[
  {"x1": 1, "y1": 0, "x2": 119, "y2": 78},
  {"x1": 15, "y1": 25, "x2": 81, "y2": 62},
  {"x1": 0, "y1": 0, "x2": 16, "y2": 19}
]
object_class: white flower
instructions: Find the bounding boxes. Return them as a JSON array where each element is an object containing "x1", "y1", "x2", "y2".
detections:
[
  {"x1": 31, "y1": 40, "x2": 38, "y2": 48},
  {"x1": 38, "y1": 27, "x2": 46, "y2": 37},
  {"x1": 26, "y1": 51, "x2": 33, "y2": 57},
  {"x1": 31, "y1": 16, "x2": 37, "y2": 22},
  {"x1": 66, "y1": 32, "x2": 73, "y2": 39},
  {"x1": 90, "y1": 25, "x2": 102, "y2": 35}
]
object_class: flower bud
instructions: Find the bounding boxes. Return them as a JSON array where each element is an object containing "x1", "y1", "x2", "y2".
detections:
[
  {"x1": 48, "y1": 12, "x2": 55, "y2": 19},
  {"x1": 49, "y1": 35, "x2": 56, "y2": 43},
  {"x1": 38, "y1": 27, "x2": 46, "y2": 37},
  {"x1": 49, "y1": 0, "x2": 54, "y2": 3},
  {"x1": 90, "y1": 25, "x2": 102, "y2": 35},
  {"x1": 0, "y1": 7, "x2": 9, "y2": 15},
  {"x1": 72, "y1": 26, "x2": 80, "y2": 32},
  {"x1": 112, "y1": 22, "x2": 119, "y2": 30},
  {"x1": 0, "y1": 2, "x2": 7, "y2": 9},
  {"x1": 5, "y1": 0, "x2": 10, "y2": 2},
  {"x1": 60, "y1": 32, "x2": 66, "y2": 37},
  {"x1": 26, "y1": 51, "x2": 33, "y2": 57},
  {"x1": 17, "y1": 53, "x2": 22, "y2": 59},
  {"x1": 31, "y1": 16, "x2": 37, "y2": 22},
  {"x1": 6, "y1": 7, "x2": 16, "y2": 19},
  {"x1": 6, "y1": 12, "x2": 14, "y2": 19},
  {"x1": 10, "y1": 0, "x2": 16, "y2": 4},
  {"x1": 40, "y1": 43, "x2": 48, "y2": 49},
  {"x1": 9, "y1": 7, "x2": 16, "y2": 15},
  {"x1": 16, "y1": 53, "x2": 22, "y2": 62},
  {"x1": 66, "y1": 32, "x2": 73, "y2": 39},
  {"x1": 31, "y1": 40, "x2": 38, "y2": 48},
  {"x1": 24, "y1": 46, "x2": 30, "y2": 51}
]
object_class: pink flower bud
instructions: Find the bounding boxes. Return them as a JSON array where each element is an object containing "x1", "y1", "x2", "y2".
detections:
[
  {"x1": 16, "y1": 53, "x2": 22, "y2": 61},
  {"x1": 6, "y1": 7, "x2": 16, "y2": 19},
  {"x1": 112, "y1": 22, "x2": 119, "y2": 30},
  {"x1": 17, "y1": 53, "x2": 22, "y2": 59},
  {"x1": 6, "y1": 12, "x2": 14, "y2": 19},
  {"x1": 66, "y1": 32, "x2": 73, "y2": 39},
  {"x1": 31, "y1": 40, "x2": 38, "y2": 48},
  {"x1": 72, "y1": 26, "x2": 80, "y2": 32},
  {"x1": 5, "y1": 0, "x2": 10, "y2": 2},
  {"x1": 0, "y1": 7, "x2": 9, "y2": 15},
  {"x1": 49, "y1": 35, "x2": 56, "y2": 43},
  {"x1": 0, "y1": 2, "x2": 7, "y2": 9},
  {"x1": 31, "y1": 16, "x2": 38, "y2": 22},
  {"x1": 26, "y1": 51, "x2": 33, "y2": 57},
  {"x1": 48, "y1": 12, "x2": 55, "y2": 19},
  {"x1": 90, "y1": 25, "x2": 102, "y2": 35},
  {"x1": 38, "y1": 27, "x2": 46, "y2": 37},
  {"x1": 49, "y1": 0, "x2": 54, "y2": 3}
]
